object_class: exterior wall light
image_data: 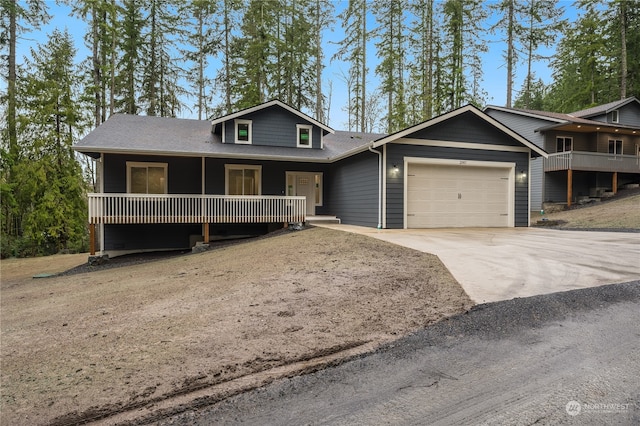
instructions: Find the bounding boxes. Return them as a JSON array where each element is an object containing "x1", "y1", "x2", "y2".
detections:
[{"x1": 519, "y1": 170, "x2": 527, "y2": 182}]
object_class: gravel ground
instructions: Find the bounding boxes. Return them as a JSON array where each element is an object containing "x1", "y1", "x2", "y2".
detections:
[{"x1": 158, "y1": 280, "x2": 640, "y2": 425}]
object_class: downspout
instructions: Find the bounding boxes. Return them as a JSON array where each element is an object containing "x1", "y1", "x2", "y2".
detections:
[{"x1": 369, "y1": 144, "x2": 383, "y2": 229}]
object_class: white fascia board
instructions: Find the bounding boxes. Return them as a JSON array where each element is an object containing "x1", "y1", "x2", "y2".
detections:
[
  {"x1": 484, "y1": 105, "x2": 567, "y2": 124},
  {"x1": 373, "y1": 105, "x2": 548, "y2": 158},
  {"x1": 394, "y1": 138, "x2": 531, "y2": 153}
]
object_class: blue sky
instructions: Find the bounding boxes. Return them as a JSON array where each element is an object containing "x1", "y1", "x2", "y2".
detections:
[{"x1": 14, "y1": 1, "x2": 580, "y2": 131}]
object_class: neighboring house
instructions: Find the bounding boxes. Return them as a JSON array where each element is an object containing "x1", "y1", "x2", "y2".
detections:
[
  {"x1": 485, "y1": 97, "x2": 640, "y2": 211},
  {"x1": 74, "y1": 100, "x2": 546, "y2": 257}
]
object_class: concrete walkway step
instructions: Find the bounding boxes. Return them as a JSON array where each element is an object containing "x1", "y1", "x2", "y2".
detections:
[{"x1": 306, "y1": 216, "x2": 341, "y2": 225}]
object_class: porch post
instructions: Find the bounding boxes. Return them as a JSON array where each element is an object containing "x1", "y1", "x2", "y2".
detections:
[
  {"x1": 203, "y1": 222, "x2": 209, "y2": 244},
  {"x1": 89, "y1": 223, "x2": 96, "y2": 255},
  {"x1": 612, "y1": 172, "x2": 618, "y2": 194},
  {"x1": 567, "y1": 169, "x2": 573, "y2": 208}
]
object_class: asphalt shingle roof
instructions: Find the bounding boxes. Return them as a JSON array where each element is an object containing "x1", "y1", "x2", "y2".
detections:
[
  {"x1": 73, "y1": 114, "x2": 386, "y2": 162},
  {"x1": 570, "y1": 97, "x2": 639, "y2": 118}
]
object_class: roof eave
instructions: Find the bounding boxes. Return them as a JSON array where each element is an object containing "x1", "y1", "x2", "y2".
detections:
[{"x1": 72, "y1": 146, "x2": 342, "y2": 163}]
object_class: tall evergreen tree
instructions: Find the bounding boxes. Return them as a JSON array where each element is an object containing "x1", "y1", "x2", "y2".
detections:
[
  {"x1": 373, "y1": 0, "x2": 408, "y2": 133},
  {"x1": 13, "y1": 29, "x2": 88, "y2": 255},
  {"x1": 141, "y1": 0, "x2": 185, "y2": 117},
  {"x1": 440, "y1": 0, "x2": 487, "y2": 110},
  {"x1": 231, "y1": 0, "x2": 278, "y2": 108},
  {"x1": 1, "y1": 0, "x2": 50, "y2": 254},
  {"x1": 333, "y1": 0, "x2": 368, "y2": 132},
  {"x1": 183, "y1": 0, "x2": 218, "y2": 120},
  {"x1": 114, "y1": 0, "x2": 144, "y2": 114},
  {"x1": 407, "y1": 0, "x2": 437, "y2": 122},
  {"x1": 64, "y1": 0, "x2": 118, "y2": 126}
]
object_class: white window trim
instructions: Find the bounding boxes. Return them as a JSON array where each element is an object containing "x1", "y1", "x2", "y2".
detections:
[
  {"x1": 126, "y1": 161, "x2": 168, "y2": 194},
  {"x1": 224, "y1": 164, "x2": 262, "y2": 195},
  {"x1": 297, "y1": 124, "x2": 313, "y2": 148},
  {"x1": 234, "y1": 119, "x2": 252, "y2": 145},
  {"x1": 556, "y1": 136, "x2": 573, "y2": 152},
  {"x1": 608, "y1": 139, "x2": 623, "y2": 155},
  {"x1": 611, "y1": 110, "x2": 619, "y2": 123}
]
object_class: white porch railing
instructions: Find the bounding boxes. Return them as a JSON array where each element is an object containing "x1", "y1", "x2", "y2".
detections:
[
  {"x1": 87, "y1": 193, "x2": 306, "y2": 225},
  {"x1": 545, "y1": 151, "x2": 640, "y2": 173}
]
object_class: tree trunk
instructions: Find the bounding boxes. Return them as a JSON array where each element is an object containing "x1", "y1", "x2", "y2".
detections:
[
  {"x1": 8, "y1": 0, "x2": 17, "y2": 160},
  {"x1": 506, "y1": 0, "x2": 514, "y2": 108},
  {"x1": 619, "y1": 1, "x2": 627, "y2": 99},
  {"x1": 361, "y1": 0, "x2": 366, "y2": 133}
]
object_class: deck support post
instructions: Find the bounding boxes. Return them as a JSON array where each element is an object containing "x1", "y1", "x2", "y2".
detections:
[
  {"x1": 203, "y1": 222, "x2": 209, "y2": 243},
  {"x1": 612, "y1": 172, "x2": 618, "y2": 194},
  {"x1": 567, "y1": 169, "x2": 573, "y2": 208},
  {"x1": 89, "y1": 223, "x2": 96, "y2": 255}
]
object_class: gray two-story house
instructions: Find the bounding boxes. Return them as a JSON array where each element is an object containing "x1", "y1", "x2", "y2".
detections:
[
  {"x1": 485, "y1": 97, "x2": 640, "y2": 211},
  {"x1": 74, "y1": 100, "x2": 546, "y2": 257}
]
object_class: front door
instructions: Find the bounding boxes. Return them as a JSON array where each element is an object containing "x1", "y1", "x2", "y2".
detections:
[{"x1": 287, "y1": 172, "x2": 321, "y2": 216}]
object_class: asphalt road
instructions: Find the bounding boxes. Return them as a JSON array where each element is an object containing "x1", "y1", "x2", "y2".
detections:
[{"x1": 157, "y1": 281, "x2": 640, "y2": 426}]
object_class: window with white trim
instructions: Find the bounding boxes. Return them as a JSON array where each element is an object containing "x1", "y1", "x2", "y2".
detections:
[
  {"x1": 235, "y1": 119, "x2": 252, "y2": 144},
  {"x1": 127, "y1": 162, "x2": 167, "y2": 194},
  {"x1": 608, "y1": 139, "x2": 623, "y2": 155},
  {"x1": 611, "y1": 110, "x2": 619, "y2": 123},
  {"x1": 225, "y1": 164, "x2": 261, "y2": 195},
  {"x1": 556, "y1": 136, "x2": 572, "y2": 152},
  {"x1": 297, "y1": 124, "x2": 313, "y2": 148}
]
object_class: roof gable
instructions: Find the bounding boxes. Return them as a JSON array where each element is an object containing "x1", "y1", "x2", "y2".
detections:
[
  {"x1": 211, "y1": 99, "x2": 334, "y2": 134},
  {"x1": 374, "y1": 104, "x2": 548, "y2": 157},
  {"x1": 570, "y1": 97, "x2": 640, "y2": 118}
]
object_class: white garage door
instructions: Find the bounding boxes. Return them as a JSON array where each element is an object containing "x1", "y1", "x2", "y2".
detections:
[{"x1": 406, "y1": 163, "x2": 512, "y2": 228}]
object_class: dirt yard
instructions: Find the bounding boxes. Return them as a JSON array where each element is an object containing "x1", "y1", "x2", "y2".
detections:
[
  {"x1": 534, "y1": 193, "x2": 640, "y2": 229},
  {"x1": 0, "y1": 227, "x2": 473, "y2": 425}
]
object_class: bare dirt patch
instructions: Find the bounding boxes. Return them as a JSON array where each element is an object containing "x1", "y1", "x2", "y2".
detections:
[{"x1": 0, "y1": 227, "x2": 473, "y2": 425}]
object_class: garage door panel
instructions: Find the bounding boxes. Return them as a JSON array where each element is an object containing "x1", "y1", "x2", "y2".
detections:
[{"x1": 407, "y1": 163, "x2": 511, "y2": 228}]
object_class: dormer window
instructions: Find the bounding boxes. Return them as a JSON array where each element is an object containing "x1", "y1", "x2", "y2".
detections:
[
  {"x1": 611, "y1": 110, "x2": 619, "y2": 123},
  {"x1": 297, "y1": 124, "x2": 312, "y2": 148},
  {"x1": 235, "y1": 119, "x2": 252, "y2": 144}
]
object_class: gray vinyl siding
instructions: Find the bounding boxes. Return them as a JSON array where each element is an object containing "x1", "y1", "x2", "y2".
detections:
[
  {"x1": 485, "y1": 109, "x2": 551, "y2": 211},
  {"x1": 484, "y1": 110, "x2": 548, "y2": 148},
  {"x1": 530, "y1": 157, "x2": 544, "y2": 211},
  {"x1": 618, "y1": 102, "x2": 640, "y2": 126},
  {"x1": 327, "y1": 151, "x2": 379, "y2": 227},
  {"x1": 385, "y1": 143, "x2": 530, "y2": 228},
  {"x1": 223, "y1": 106, "x2": 323, "y2": 149},
  {"x1": 103, "y1": 154, "x2": 202, "y2": 194},
  {"x1": 409, "y1": 110, "x2": 523, "y2": 147}
]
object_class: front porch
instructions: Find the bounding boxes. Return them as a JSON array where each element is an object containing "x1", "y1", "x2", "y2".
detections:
[{"x1": 87, "y1": 193, "x2": 306, "y2": 255}]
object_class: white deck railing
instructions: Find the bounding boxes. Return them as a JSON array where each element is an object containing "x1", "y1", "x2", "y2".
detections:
[
  {"x1": 87, "y1": 193, "x2": 306, "y2": 225},
  {"x1": 544, "y1": 151, "x2": 640, "y2": 173}
]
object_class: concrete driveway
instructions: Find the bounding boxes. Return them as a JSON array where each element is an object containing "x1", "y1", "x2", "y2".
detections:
[{"x1": 316, "y1": 225, "x2": 640, "y2": 303}]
